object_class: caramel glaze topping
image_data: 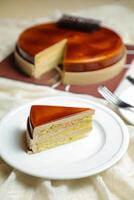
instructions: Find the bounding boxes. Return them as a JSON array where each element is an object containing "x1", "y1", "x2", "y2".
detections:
[
  {"x1": 18, "y1": 22, "x2": 125, "y2": 72},
  {"x1": 30, "y1": 105, "x2": 93, "y2": 128}
]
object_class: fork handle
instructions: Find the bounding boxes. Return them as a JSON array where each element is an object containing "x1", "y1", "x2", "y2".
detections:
[
  {"x1": 126, "y1": 106, "x2": 134, "y2": 113},
  {"x1": 126, "y1": 76, "x2": 134, "y2": 85}
]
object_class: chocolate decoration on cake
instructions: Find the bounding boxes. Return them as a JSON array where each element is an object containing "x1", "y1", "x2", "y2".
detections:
[{"x1": 58, "y1": 14, "x2": 101, "y2": 32}]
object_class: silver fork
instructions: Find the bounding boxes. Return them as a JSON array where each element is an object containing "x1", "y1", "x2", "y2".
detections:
[{"x1": 98, "y1": 85, "x2": 134, "y2": 112}]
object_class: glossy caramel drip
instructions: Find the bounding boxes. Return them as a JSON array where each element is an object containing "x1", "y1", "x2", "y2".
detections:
[
  {"x1": 18, "y1": 22, "x2": 125, "y2": 71},
  {"x1": 30, "y1": 105, "x2": 93, "y2": 128}
]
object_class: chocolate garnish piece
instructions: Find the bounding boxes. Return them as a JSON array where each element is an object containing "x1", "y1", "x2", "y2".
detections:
[{"x1": 58, "y1": 14, "x2": 101, "y2": 32}]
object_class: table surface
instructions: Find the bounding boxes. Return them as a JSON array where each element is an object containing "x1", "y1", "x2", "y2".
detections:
[{"x1": 0, "y1": 0, "x2": 134, "y2": 19}]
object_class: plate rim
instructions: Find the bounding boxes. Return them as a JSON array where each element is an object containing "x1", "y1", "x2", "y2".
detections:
[{"x1": 0, "y1": 96, "x2": 129, "y2": 179}]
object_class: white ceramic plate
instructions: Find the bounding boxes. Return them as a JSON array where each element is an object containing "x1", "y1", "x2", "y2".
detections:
[
  {"x1": 119, "y1": 87, "x2": 134, "y2": 125},
  {"x1": 0, "y1": 96, "x2": 129, "y2": 180}
]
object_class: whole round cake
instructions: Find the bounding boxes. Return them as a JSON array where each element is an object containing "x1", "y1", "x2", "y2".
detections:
[{"x1": 15, "y1": 15, "x2": 126, "y2": 85}]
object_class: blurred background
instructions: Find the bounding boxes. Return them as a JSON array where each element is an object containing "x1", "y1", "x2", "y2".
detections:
[{"x1": 0, "y1": 0, "x2": 134, "y2": 19}]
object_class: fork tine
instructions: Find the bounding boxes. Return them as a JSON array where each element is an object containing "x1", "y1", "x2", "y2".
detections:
[
  {"x1": 100, "y1": 86, "x2": 120, "y2": 103},
  {"x1": 99, "y1": 90, "x2": 117, "y2": 105},
  {"x1": 98, "y1": 85, "x2": 134, "y2": 109},
  {"x1": 98, "y1": 85, "x2": 120, "y2": 105}
]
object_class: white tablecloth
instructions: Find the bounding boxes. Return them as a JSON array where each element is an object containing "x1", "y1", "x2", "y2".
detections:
[{"x1": 0, "y1": 4, "x2": 134, "y2": 200}]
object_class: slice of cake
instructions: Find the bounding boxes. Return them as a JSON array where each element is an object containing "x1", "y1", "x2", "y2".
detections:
[{"x1": 26, "y1": 105, "x2": 95, "y2": 153}]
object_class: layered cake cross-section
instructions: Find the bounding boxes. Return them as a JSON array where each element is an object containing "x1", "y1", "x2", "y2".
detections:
[{"x1": 26, "y1": 105, "x2": 95, "y2": 153}]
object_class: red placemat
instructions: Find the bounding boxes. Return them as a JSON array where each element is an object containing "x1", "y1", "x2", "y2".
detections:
[{"x1": 0, "y1": 45, "x2": 134, "y2": 97}]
